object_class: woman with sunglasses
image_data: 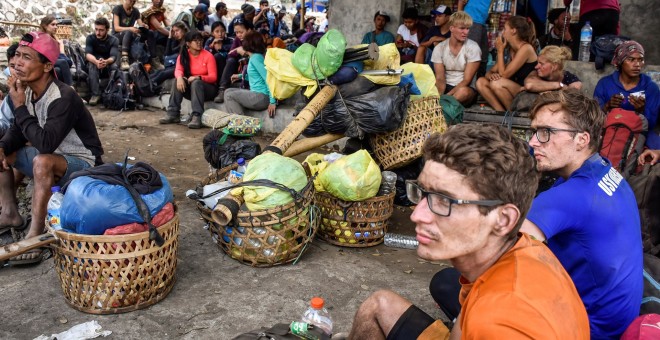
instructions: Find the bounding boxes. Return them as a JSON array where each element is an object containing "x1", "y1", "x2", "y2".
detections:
[
  {"x1": 39, "y1": 15, "x2": 73, "y2": 86},
  {"x1": 159, "y1": 31, "x2": 217, "y2": 129}
]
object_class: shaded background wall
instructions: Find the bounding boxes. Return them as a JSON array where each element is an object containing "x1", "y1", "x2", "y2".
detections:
[{"x1": 619, "y1": 0, "x2": 659, "y2": 64}]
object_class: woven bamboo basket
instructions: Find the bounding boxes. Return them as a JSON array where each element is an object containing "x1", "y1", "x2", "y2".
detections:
[
  {"x1": 55, "y1": 24, "x2": 73, "y2": 41},
  {"x1": 52, "y1": 209, "x2": 179, "y2": 314},
  {"x1": 316, "y1": 191, "x2": 395, "y2": 247},
  {"x1": 197, "y1": 166, "x2": 319, "y2": 267},
  {"x1": 371, "y1": 96, "x2": 446, "y2": 170}
]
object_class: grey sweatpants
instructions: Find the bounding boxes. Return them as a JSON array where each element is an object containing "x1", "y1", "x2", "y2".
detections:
[{"x1": 223, "y1": 88, "x2": 270, "y2": 115}]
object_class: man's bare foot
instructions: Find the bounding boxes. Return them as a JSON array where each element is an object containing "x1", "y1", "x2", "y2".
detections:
[{"x1": 0, "y1": 212, "x2": 26, "y2": 232}]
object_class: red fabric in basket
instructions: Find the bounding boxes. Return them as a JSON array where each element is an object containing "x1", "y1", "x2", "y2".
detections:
[{"x1": 103, "y1": 203, "x2": 175, "y2": 235}]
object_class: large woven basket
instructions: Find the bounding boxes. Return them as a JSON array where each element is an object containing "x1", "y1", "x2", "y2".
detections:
[
  {"x1": 55, "y1": 24, "x2": 73, "y2": 41},
  {"x1": 371, "y1": 96, "x2": 446, "y2": 170},
  {"x1": 316, "y1": 191, "x2": 395, "y2": 247},
  {"x1": 197, "y1": 166, "x2": 319, "y2": 267},
  {"x1": 52, "y1": 210, "x2": 179, "y2": 314}
]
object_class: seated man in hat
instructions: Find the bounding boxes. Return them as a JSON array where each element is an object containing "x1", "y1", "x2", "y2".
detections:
[
  {"x1": 228, "y1": 4, "x2": 256, "y2": 37},
  {"x1": 1, "y1": 32, "x2": 103, "y2": 265},
  {"x1": 361, "y1": 11, "x2": 395, "y2": 46},
  {"x1": 594, "y1": 40, "x2": 660, "y2": 149},
  {"x1": 347, "y1": 124, "x2": 589, "y2": 339},
  {"x1": 415, "y1": 5, "x2": 452, "y2": 64}
]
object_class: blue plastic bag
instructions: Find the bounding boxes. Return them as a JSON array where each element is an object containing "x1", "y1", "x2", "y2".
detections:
[
  {"x1": 60, "y1": 174, "x2": 173, "y2": 235},
  {"x1": 398, "y1": 73, "x2": 421, "y2": 95}
]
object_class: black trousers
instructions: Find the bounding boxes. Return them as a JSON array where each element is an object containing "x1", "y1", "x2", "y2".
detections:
[
  {"x1": 218, "y1": 57, "x2": 238, "y2": 89},
  {"x1": 114, "y1": 31, "x2": 136, "y2": 53},
  {"x1": 429, "y1": 267, "x2": 462, "y2": 321},
  {"x1": 147, "y1": 30, "x2": 168, "y2": 59},
  {"x1": 166, "y1": 79, "x2": 217, "y2": 117}
]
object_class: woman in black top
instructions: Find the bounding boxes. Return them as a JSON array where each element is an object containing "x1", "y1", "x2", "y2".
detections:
[
  {"x1": 476, "y1": 16, "x2": 538, "y2": 111},
  {"x1": 150, "y1": 22, "x2": 188, "y2": 87},
  {"x1": 524, "y1": 45, "x2": 582, "y2": 92}
]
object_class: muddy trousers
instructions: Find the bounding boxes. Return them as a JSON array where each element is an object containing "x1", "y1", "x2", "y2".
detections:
[{"x1": 166, "y1": 79, "x2": 217, "y2": 118}]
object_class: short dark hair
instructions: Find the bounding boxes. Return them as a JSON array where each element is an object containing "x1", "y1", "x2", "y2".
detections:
[
  {"x1": 7, "y1": 42, "x2": 19, "y2": 60},
  {"x1": 548, "y1": 8, "x2": 567, "y2": 23},
  {"x1": 241, "y1": 30, "x2": 266, "y2": 54},
  {"x1": 95, "y1": 17, "x2": 110, "y2": 30},
  {"x1": 211, "y1": 20, "x2": 226, "y2": 32},
  {"x1": 215, "y1": 2, "x2": 226, "y2": 10},
  {"x1": 234, "y1": 17, "x2": 254, "y2": 31},
  {"x1": 402, "y1": 7, "x2": 418, "y2": 20},
  {"x1": 259, "y1": 0, "x2": 268, "y2": 5},
  {"x1": 373, "y1": 11, "x2": 390, "y2": 22}
]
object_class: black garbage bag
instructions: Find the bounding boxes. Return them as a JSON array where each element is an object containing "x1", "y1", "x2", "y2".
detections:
[
  {"x1": 392, "y1": 158, "x2": 424, "y2": 206},
  {"x1": 203, "y1": 130, "x2": 261, "y2": 169},
  {"x1": 303, "y1": 84, "x2": 410, "y2": 138}
]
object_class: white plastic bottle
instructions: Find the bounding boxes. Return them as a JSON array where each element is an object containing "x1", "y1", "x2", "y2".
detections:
[
  {"x1": 47, "y1": 186, "x2": 64, "y2": 230},
  {"x1": 301, "y1": 297, "x2": 333, "y2": 337},
  {"x1": 236, "y1": 158, "x2": 247, "y2": 174},
  {"x1": 578, "y1": 21, "x2": 593, "y2": 62}
]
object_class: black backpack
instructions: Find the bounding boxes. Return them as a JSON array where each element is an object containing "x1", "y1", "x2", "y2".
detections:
[
  {"x1": 128, "y1": 62, "x2": 160, "y2": 98},
  {"x1": 130, "y1": 37, "x2": 151, "y2": 64},
  {"x1": 102, "y1": 70, "x2": 135, "y2": 111},
  {"x1": 591, "y1": 34, "x2": 630, "y2": 70}
]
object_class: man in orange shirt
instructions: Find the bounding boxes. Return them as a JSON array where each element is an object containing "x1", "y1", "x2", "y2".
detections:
[{"x1": 347, "y1": 124, "x2": 590, "y2": 339}]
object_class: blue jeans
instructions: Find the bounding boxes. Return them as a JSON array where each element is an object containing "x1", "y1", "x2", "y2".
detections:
[{"x1": 13, "y1": 146, "x2": 92, "y2": 186}]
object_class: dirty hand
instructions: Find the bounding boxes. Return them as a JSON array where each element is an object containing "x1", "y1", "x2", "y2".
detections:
[
  {"x1": 606, "y1": 94, "x2": 624, "y2": 111},
  {"x1": 176, "y1": 77, "x2": 187, "y2": 92},
  {"x1": 8, "y1": 75, "x2": 27, "y2": 108},
  {"x1": 638, "y1": 149, "x2": 660, "y2": 166},
  {"x1": 629, "y1": 95, "x2": 646, "y2": 113},
  {"x1": 267, "y1": 104, "x2": 277, "y2": 118}
]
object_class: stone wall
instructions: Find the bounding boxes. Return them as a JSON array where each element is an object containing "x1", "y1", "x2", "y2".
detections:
[{"x1": 619, "y1": 0, "x2": 659, "y2": 65}]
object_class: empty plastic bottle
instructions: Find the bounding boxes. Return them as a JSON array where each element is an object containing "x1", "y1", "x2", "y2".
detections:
[
  {"x1": 384, "y1": 233, "x2": 419, "y2": 249},
  {"x1": 300, "y1": 297, "x2": 333, "y2": 337},
  {"x1": 236, "y1": 158, "x2": 247, "y2": 174},
  {"x1": 47, "y1": 186, "x2": 64, "y2": 230},
  {"x1": 578, "y1": 21, "x2": 592, "y2": 62}
]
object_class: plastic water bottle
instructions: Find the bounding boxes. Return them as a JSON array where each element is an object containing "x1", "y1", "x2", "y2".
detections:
[
  {"x1": 300, "y1": 297, "x2": 333, "y2": 337},
  {"x1": 377, "y1": 171, "x2": 397, "y2": 196},
  {"x1": 578, "y1": 21, "x2": 593, "y2": 62},
  {"x1": 236, "y1": 158, "x2": 247, "y2": 174},
  {"x1": 47, "y1": 186, "x2": 64, "y2": 230},
  {"x1": 384, "y1": 233, "x2": 419, "y2": 249}
]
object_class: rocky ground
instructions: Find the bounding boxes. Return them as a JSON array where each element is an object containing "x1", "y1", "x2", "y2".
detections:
[{"x1": 0, "y1": 105, "x2": 449, "y2": 339}]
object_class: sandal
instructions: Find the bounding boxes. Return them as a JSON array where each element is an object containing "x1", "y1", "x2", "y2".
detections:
[{"x1": 8, "y1": 247, "x2": 52, "y2": 266}]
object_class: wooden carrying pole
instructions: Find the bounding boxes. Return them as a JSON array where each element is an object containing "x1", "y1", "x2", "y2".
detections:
[
  {"x1": 0, "y1": 234, "x2": 55, "y2": 262},
  {"x1": 211, "y1": 85, "x2": 338, "y2": 226},
  {"x1": 283, "y1": 134, "x2": 343, "y2": 157}
]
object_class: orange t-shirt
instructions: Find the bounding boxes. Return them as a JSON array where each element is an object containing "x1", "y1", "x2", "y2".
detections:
[
  {"x1": 454, "y1": 233, "x2": 590, "y2": 339},
  {"x1": 268, "y1": 37, "x2": 286, "y2": 49}
]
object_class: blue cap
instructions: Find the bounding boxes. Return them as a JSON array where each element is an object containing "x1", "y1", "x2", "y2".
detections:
[
  {"x1": 51, "y1": 186, "x2": 61, "y2": 193},
  {"x1": 194, "y1": 3, "x2": 208, "y2": 13},
  {"x1": 237, "y1": 158, "x2": 246, "y2": 165}
]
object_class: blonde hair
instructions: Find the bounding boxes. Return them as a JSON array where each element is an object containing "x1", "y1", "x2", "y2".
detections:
[
  {"x1": 539, "y1": 45, "x2": 572, "y2": 70},
  {"x1": 448, "y1": 11, "x2": 473, "y2": 28}
]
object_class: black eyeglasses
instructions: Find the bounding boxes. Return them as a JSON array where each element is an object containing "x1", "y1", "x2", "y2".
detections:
[
  {"x1": 525, "y1": 127, "x2": 581, "y2": 143},
  {"x1": 406, "y1": 180, "x2": 503, "y2": 217}
]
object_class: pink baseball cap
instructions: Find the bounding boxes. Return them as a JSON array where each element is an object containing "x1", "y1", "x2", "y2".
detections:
[{"x1": 19, "y1": 31, "x2": 59, "y2": 65}]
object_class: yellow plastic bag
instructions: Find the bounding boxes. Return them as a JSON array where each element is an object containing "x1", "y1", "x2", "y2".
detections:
[
  {"x1": 303, "y1": 153, "x2": 328, "y2": 192},
  {"x1": 402, "y1": 63, "x2": 440, "y2": 99},
  {"x1": 318, "y1": 150, "x2": 382, "y2": 201},
  {"x1": 231, "y1": 153, "x2": 308, "y2": 211},
  {"x1": 362, "y1": 43, "x2": 401, "y2": 85},
  {"x1": 265, "y1": 48, "x2": 318, "y2": 99}
]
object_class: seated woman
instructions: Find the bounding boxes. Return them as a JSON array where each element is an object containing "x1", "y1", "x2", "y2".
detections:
[
  {"x1": 150, "y1": 22, "x2": 188, "y2": 87},
  {"x1": 524, "y1": 45, "x2": 581, "y2": 92},
  {"x1": 476, "y1": 16, "x2": 538, "y2": 111},
  {"x1": 159, "y1": 31, "x2": 217, "y2": 129},
  {"x1": 224, "y1": 31, "x2": 277, "y2": 118},
  {"x1": 205, "y1": 21, "x2": 233, "y2": 85},
  {"x1": 39, "y1": 15, "x2": 73, "y2": 86},
  {"x1": 214, "y1": 18, "x2": 254, "y2": 103}
]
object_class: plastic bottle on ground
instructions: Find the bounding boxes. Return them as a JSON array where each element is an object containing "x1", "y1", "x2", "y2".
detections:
[
  {"x1": 300, "y1": 297, "x2": 333, "y2": 337},
  {"x1": 384, "y1": 233, "x2": 419, "y2": 249},
  {"x1": 47, "y1": 186, "x2": 64, "y2": 230},
  {"x1": 578, "y1": 21, "x2": 593, "y2": 62},
  {"x1": 236, "y1": 158, "x2": 247, "y2": 174}
]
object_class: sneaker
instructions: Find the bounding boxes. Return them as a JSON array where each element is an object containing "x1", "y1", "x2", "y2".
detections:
[
  {"x1": 120, "y1": 56, "x2": 130, "y2": 71},
  {"x1": 188, "y1": 115, "x2": 202, "y2": 129},
  {"x1": 159, "y1": 114, "x2": 181, "y2": 124},
  {"x1": 89, "y1": 95, "x2": 100, "y2": 106},
  {"x1": 151, "y1": 58, "x2": 164, "y2": 71},
  {"x1": 213, "y1": 88, "x2": 225, "y2": 103}
]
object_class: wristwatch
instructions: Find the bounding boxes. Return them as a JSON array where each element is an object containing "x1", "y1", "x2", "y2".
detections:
[{"x1": 559, "y1": 82, "x2": 565, "y2": 89}]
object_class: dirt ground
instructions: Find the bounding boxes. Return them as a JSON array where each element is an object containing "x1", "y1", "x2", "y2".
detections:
[{"x1": 0, "y1": 106, "x2": 450, "y2": 339}]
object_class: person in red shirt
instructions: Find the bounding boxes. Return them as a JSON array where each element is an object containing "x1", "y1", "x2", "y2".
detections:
[{"x1": 159, "y1": 31, "x2": 217, "y2": 129}]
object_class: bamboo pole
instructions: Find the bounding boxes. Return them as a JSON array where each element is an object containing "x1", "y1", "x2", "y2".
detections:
[
  {"x1": 0, "y1": 20, "x2": 39, "y2": 28},
  {"x1": 283, "y1": 134, "x2": 344, "y2": 157}
]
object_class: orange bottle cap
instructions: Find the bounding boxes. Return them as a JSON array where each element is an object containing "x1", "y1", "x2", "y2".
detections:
[{"x1": 311, "y1": 297, "x2": 324, "y2": 309}]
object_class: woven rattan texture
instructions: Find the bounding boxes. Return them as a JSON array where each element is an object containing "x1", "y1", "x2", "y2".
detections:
[
  {"x1": 316, "y1": 191, "x2": 395, "y2": 247},
  {"x1": 55, "y1": 25, "x2": 72, "y2": 40},
  {"x1": 371, "y1": 96, "x2": 446, "y2": 170},
  {"x1": 53, "y1": 212, "x2": 179, "y2": 314}
]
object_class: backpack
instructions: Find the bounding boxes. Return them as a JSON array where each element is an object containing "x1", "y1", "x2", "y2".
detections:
[
  {"x1": 130, "y1": 38, "x2": 151, "y2": 65},
  {"x1": 102, "y1": 70, "x2": 135, "y2": 111},
  {"x1": 128, "y1": 62, "x2": 160, "y2": 98},
  {"x1": 591, "y1": 34, "x2": 630, "y2": 70},
  {"x1": 628, "y1": 163, "x2": 660, "y2": 256},
  {"x1": 599, "y1": 108, "x2": 647, "y2": 178},
  {"x1": 64, "y1": 40, "x2": 90, "y2": 99}
]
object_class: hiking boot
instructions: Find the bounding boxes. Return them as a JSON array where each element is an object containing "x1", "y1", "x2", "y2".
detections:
[
  {"x1": 214, "y1": 88, "x2": 225, "y2": 103},
  {"x1": 188, "y1": 115, "x2": 202, "y2": 129},
  {"x1": 120, "y1": 55, "x2": 130, "y2": 71},
  {"x1": 159, "y1": 114, "x2": 181, "y2": 124},
  {"x1": 151, "y1": 58, "x2": 164, "y2": 71},
  {"x1": 89, "y1": 95, "x2": 100, "y2": 106}
]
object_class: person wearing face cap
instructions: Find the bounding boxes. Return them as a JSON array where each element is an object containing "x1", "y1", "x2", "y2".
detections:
[
  {"x1": 192, "y1": 3, "x2": 212, "y2": 38},
  {"x1": 270, "y1": 7, "x2": 290, "y2": 38},
  {"x1": 0, "y1": 32, "x2": 103, "y2": 265},
  {"x1": 228, "y1": 3, "x2": 256, "y2": 37},
  {"x1": 361, "y1": 11, "x2": 395, "y2": 46},
  {"x1": 594, "y1": 40, "x2": 660, "y2": 149},
  {"x1": 415, "y1": 5, "x2": 452, "y2": 64}
]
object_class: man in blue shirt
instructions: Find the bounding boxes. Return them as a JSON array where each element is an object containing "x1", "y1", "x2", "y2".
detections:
[
  {"x1": 522, "y1": 89, "x2": 643, "y2": 339},
  {"x1": 361, "y1": 11, "x2": 395, "y2": 46}
]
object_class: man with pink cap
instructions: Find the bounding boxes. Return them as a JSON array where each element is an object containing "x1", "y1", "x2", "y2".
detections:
[{"x1": 0, "y1": 32, "x2": 104, "y2": 265}]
